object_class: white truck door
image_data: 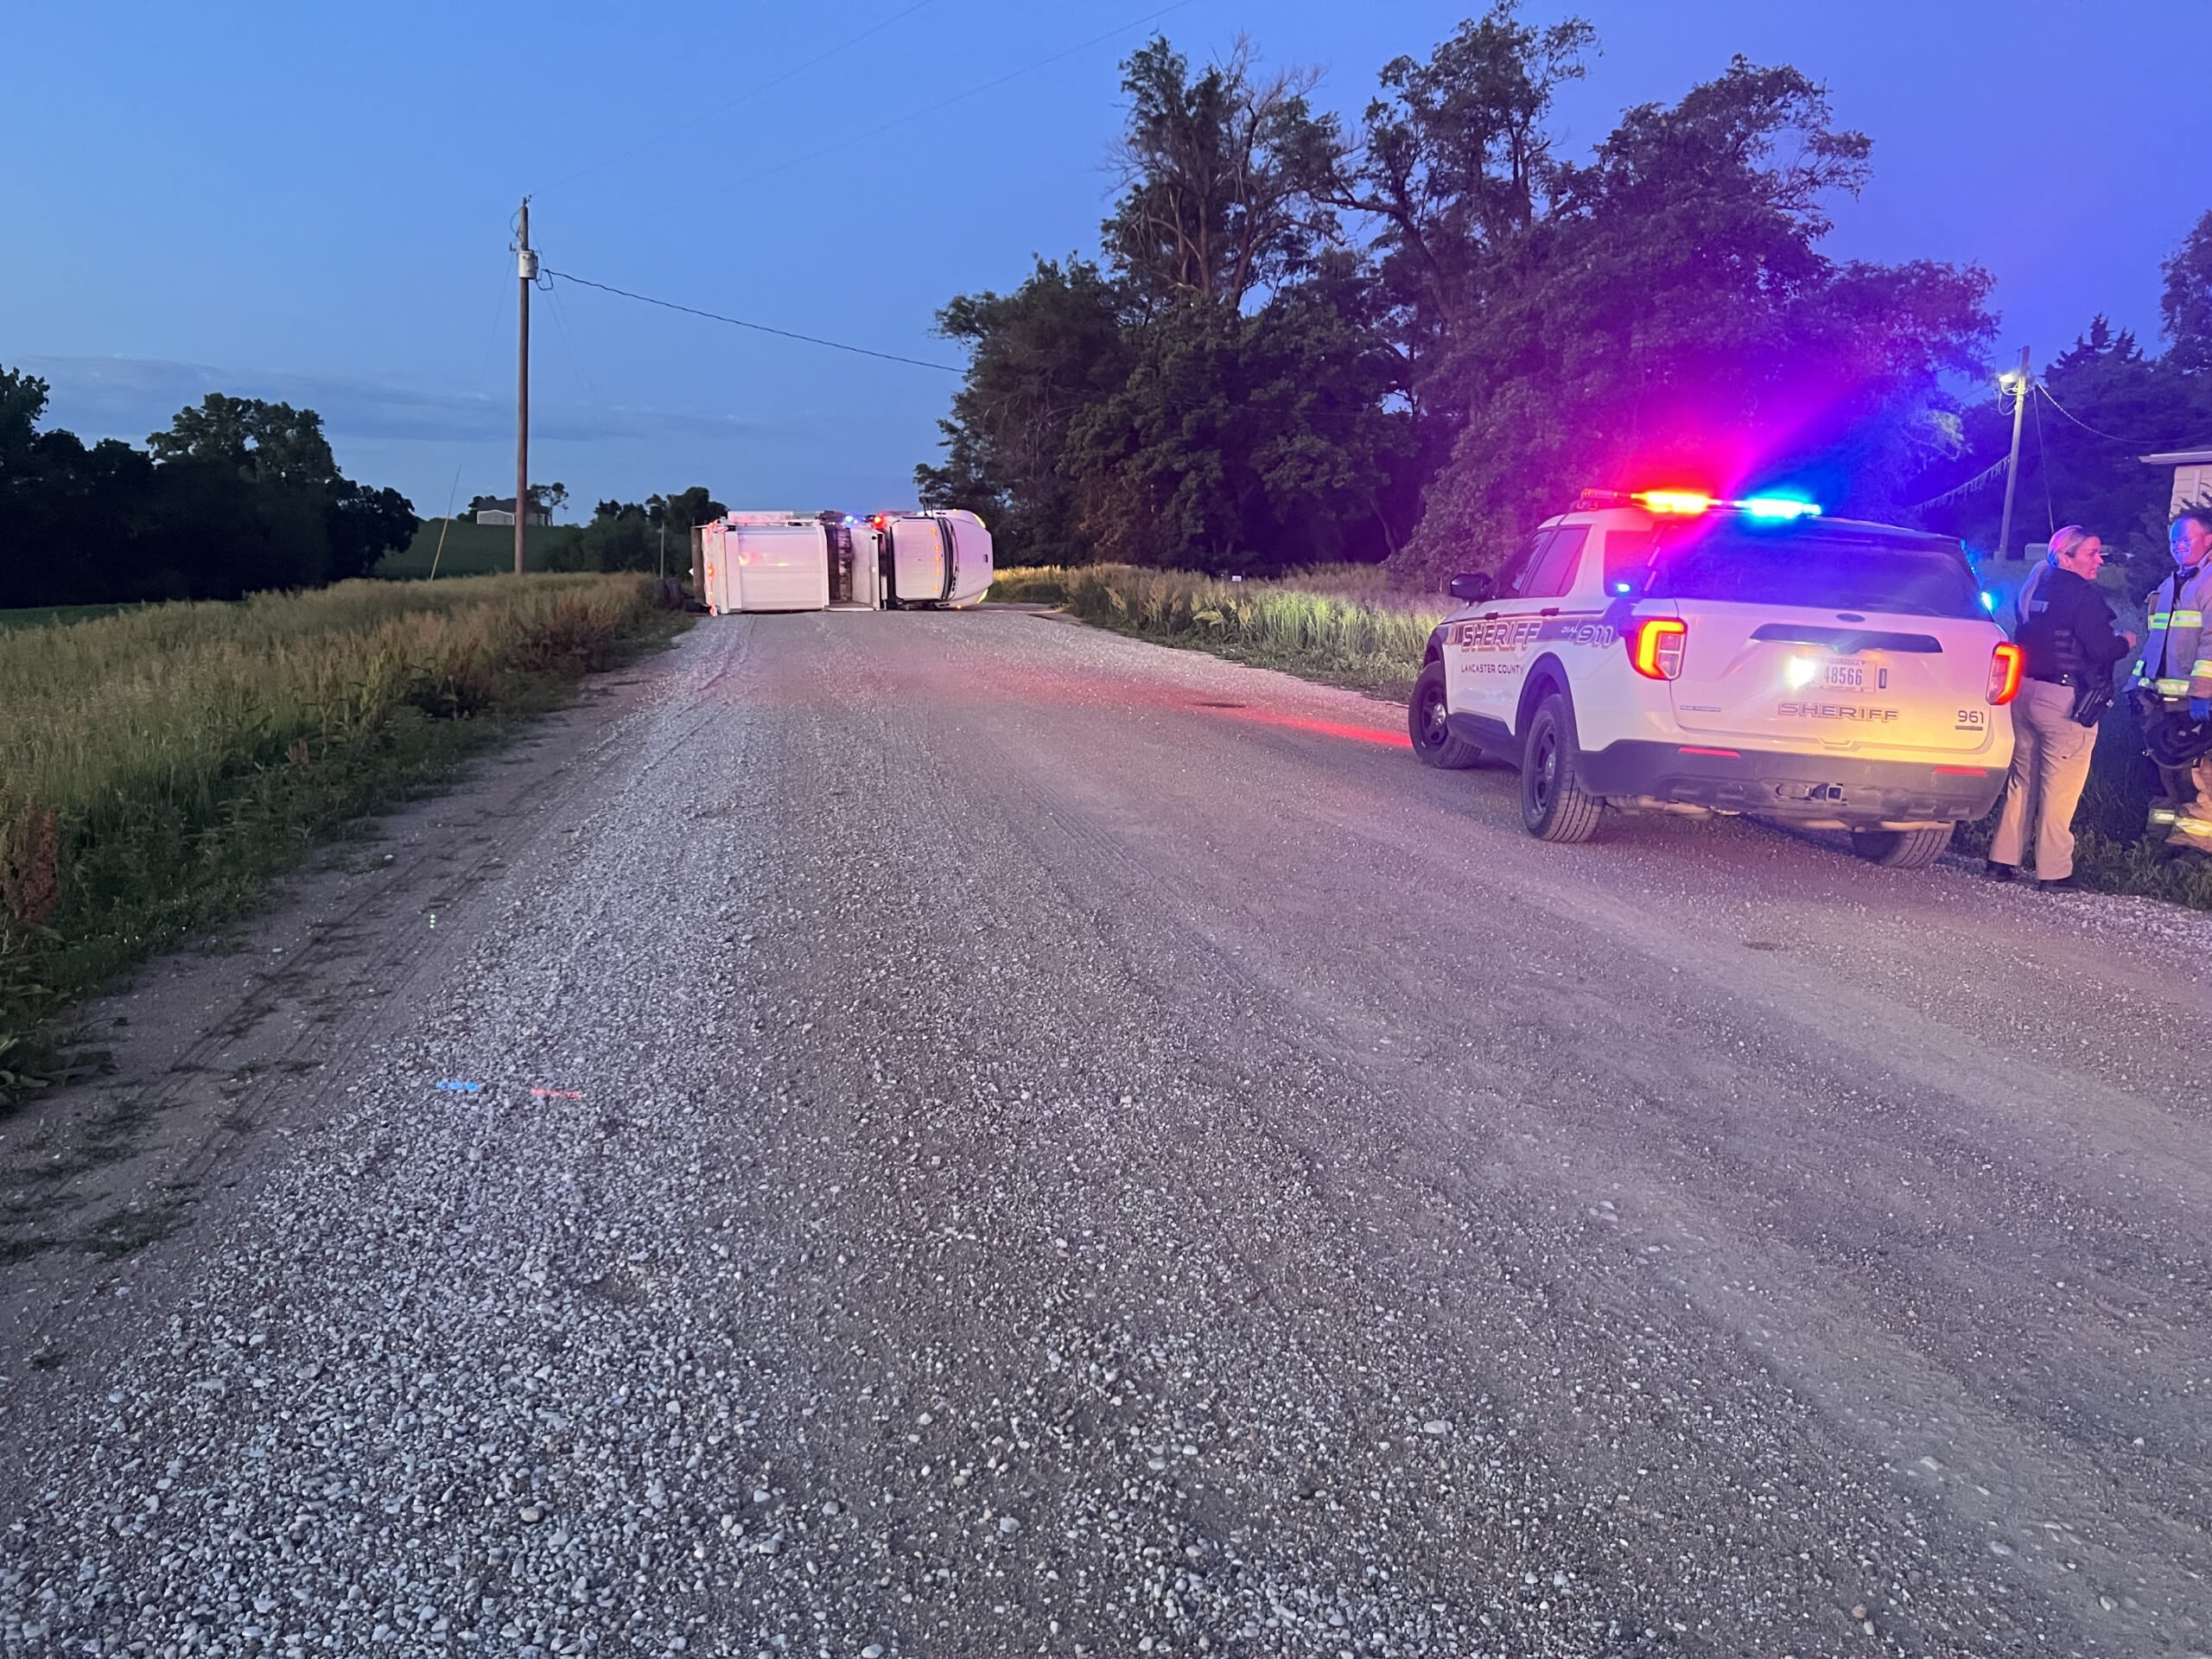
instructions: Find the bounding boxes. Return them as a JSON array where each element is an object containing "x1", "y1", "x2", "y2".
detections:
[
  {"x1": 731, "y1": 525, "x2": 832, "y2": 612},
  {"x1": 890, "y1": 517, "x2": 951, "y2": 605}
]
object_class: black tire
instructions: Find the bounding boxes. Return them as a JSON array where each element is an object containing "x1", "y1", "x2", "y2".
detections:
[
  {"x1": 1848, "y1": 825, "x2": 1955, "y2": 869},
  {"x1": 1520, "y1": 690, "x2": 1603, "y2": 842},
  {"x1": 1408, "y1": 662, "x2": 1484, "y2": 769}
]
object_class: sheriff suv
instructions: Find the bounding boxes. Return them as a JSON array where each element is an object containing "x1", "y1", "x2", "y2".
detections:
[{"x1": 1408, "y1": 490, "x2": 2024, "y2": 868}]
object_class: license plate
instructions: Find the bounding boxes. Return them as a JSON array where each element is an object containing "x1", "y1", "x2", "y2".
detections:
[{"x1": 1824, "y1": 658, "x2": 1869, "y2": 690}]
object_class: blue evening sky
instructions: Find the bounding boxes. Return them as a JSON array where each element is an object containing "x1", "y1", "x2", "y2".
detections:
[{"x1": 4, "y1": 0, "x2": 2204, "y2": 519}]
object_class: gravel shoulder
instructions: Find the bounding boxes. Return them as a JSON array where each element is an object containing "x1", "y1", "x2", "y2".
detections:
[{"x1": 2, "y1": 612, "x2": 2207, "y2": 1658}]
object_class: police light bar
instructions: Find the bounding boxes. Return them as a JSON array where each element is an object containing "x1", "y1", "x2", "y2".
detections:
[
  {"x1": 1635, "y1": 490, "x2": 1716, "y2": 515},
  {"x1": 1734, "y1": 496, "x2": 1822, "y2": 520},
  {"x1": 1577, "y1": 488, "x2": 1823, "y2": 519}
]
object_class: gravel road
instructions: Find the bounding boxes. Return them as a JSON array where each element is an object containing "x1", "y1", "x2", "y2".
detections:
[{"x1": 3, "y1": 610, "x2": 2208, "y2": 1658}]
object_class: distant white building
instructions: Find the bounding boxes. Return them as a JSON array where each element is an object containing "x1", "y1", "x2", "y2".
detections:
[
  {"x1": 2140, "y1": 449, "x2": 2212, "y2": 517},
  {"x1": 474, "y1": 498, "x2": 550, "y2": 527}
]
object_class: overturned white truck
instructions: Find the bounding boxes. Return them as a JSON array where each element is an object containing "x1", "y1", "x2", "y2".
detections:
[{"x1": 693, "y1": 511, "x2": 993, "y2": 615}]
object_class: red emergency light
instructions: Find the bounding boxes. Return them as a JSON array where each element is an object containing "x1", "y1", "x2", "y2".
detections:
[
  {"x1": 1578, "y1": 487, "x2": 1824, "y2": 519},
  {"x1": 1634, "y1": 490, "x2": 1716, "y2": 516}
]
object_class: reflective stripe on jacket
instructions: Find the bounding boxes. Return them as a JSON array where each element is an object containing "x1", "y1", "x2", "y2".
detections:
[{"x1": 2131, "y1": 562, "x2": 2212, "y2": 702}]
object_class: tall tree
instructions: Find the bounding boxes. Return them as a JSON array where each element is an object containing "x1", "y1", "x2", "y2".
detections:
[
  {"x1": 2161, "y1": 207, "x2": 2212, "y2": 373},
  {"x1": 148, "y1": 393, "x2": 342, "y2": 489},
  {"x1": 918, "y1": 257, "x2": 1133, "y2": 563},
  {"x1": 1066, "y1": 257, "x2": 1412, "y2": 569},
  {"x1": 2, "y1": 372, "x2": 413, "y2": 605},
  {"x1": 1396, "y1": 54, "x2": 1992, "y2": 582},
  {"x1": 1333, "y1": 3, "x2": 1593, "y2": 393},
  {"x1": 1103, "y1": 36, "x2": 1343, "y2": 311},
  {"x1": 0, "y1": 367, "x2": 48, "y2": 467}
]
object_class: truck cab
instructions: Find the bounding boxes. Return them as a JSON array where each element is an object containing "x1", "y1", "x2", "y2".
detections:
[{"x1": 867, "y1": 511, "x2": 995, "y2": 609}]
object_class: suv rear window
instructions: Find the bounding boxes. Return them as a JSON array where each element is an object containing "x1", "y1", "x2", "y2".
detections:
[{"x1": 1635, "y1": 522, "x2": 1984, "y2": 619}]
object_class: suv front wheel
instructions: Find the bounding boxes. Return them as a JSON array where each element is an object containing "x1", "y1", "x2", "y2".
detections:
[{"x1": 1521, "y1": 690, "x2": 1603, "y2": 842}]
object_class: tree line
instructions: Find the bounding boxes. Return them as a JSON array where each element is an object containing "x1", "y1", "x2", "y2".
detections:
[
  {"x1": 444, "y1": 485, "x2": 729, "y2": 575},
  {"x1": 0, "y1": 372, "x2": 419, "y2": 609},
  {"x1": 917, "y1": 6, "x2": 2212, "y2": 589}
]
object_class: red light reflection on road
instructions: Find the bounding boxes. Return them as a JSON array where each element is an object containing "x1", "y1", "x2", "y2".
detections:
[{"x1": 1201, "y1": 703, "x2": 1411, "y2": 749}]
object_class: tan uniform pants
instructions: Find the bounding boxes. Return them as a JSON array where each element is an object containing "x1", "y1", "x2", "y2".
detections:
[{"x1": 1991, "y1": 678, "x2": 2096, "y2": 880}]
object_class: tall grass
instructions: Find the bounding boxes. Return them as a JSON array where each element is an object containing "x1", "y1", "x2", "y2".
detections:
[
  {"x1": 0, "y1": 575, "x2": 670, "y2": 1098},
  {"x1": 993, "y1": 564, "x2": 1446, "y2": 694}
]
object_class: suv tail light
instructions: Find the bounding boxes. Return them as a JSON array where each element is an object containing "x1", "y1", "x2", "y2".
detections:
[
  {"x1": 1987, "y1": 642, "x2": 2024, "y2": 705},
  {"x1": 1629, "y1": 617, "x2": 1688, "y2": 680}
]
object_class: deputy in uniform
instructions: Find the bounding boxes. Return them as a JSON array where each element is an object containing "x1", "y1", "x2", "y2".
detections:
[
  {"x1": 2131, "y1": 510, "x2": 2212, "y2": 851},
  {"x1": 1988, "y1": 525, "x2": 2134, "y2": 889}
]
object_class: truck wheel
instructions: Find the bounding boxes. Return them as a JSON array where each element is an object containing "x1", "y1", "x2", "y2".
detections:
[
  {"x1": 1848, "y1": 825, "x2": 1955, "y2": 869},
  {"x1": 1521, "y1": 691, "x2": 1603, "y2": 843},
  {"x1": 1409, "y1": 662, "x2": 1483, "y2": 769}
]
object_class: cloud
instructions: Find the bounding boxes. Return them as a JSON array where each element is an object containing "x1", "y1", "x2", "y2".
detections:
[{"x1": 19, "y1": 354, "x2": 792, "y2": 447}]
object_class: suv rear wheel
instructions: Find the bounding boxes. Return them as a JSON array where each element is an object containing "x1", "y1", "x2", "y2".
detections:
[
  {"x1": 1848, "y1": 825, "x2": 1954, "y2": 869},
  {"x1": 1409, "y1": 662, "x2": 1484, "y2": 769},
  {"x1": 1521, "y1": 690, "x2": 1603, "y2": 842}
]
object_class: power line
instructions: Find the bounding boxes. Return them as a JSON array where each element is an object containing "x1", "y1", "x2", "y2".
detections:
[
  {"x1": 1905, "y1": 452, "x2": 2009, "y2": 513},
  {"x1": 548, "y1": 0, "x2": 941, "y2": 194},
  {"x1": 2035, "y1": 381, "x2": 2186, "y2": 450},
  {"x1": 545, "y1": 274, "x2": 610, "y2": 442},
  {"x1": 2031, "y1": 382, "x2": 2054, "y2": 536},
  {"x1": 541, "y1": 267, "x2": 963, "y2": 372}
]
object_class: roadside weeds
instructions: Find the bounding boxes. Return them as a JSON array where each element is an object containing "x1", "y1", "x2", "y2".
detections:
[{"x1": 0, "y1": 575, "x2": 687, "y2": 1107}]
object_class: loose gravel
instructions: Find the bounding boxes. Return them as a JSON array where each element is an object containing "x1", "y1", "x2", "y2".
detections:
[{"x1": 3, "y1": 611, "x2": 2208, "y2": 1657}]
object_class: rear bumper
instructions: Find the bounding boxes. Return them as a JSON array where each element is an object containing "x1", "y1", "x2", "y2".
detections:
[{"x1": 1576, "y1": 741, "x2": 2005, "y2": 823}]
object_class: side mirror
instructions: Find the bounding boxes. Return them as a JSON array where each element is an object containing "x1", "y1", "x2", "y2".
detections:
[{"x1": 1446, "y1": 571, "x2": 1494, "y2": 604}]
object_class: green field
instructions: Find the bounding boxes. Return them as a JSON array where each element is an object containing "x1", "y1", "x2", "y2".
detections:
[
  {"x1": 373, "y1": 518, "x2": 582, "y2": 580},
  {"x1": 0, "y1": 604, "x2": 139, "y2": 631}
]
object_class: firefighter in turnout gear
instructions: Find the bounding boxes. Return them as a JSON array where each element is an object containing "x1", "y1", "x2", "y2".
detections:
[{"x1": 2132, "y1": 511, "x2": 2212, "y2": 851}]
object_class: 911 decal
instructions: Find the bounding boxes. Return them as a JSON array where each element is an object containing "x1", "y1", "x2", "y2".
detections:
[{"x1": 1453, "y1": 617, "x2": 1618, "y2": 652}]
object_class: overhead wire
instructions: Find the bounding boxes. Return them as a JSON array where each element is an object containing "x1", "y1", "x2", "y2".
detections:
[
  {"x1": 2031, "y1": 383, "x2": 2054, "y2": 536},
  {"x1": 517, "y1": 3, "x2": 1198, "y2": 476},
  {"x1": 1905, "y1": 451, "x2": 2009, "y2": 514},
  {"x1": 2035, "y1": 380, "x2": 2183, "y2": 450},
  {"x1": 543, "y1": 270, "x2": 613, "y2": 499},
  {"x1": 541, "y1": 267, "x2": 963, "y2": 372}
]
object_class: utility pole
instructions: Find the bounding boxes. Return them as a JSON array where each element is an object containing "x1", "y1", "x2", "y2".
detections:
[
  {"x1": 1995, "y1": 346, "x2": 2031, "y2": 561},
  {"x1": 511, "y1": 198, "x2": 532, "y2": 579}
]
